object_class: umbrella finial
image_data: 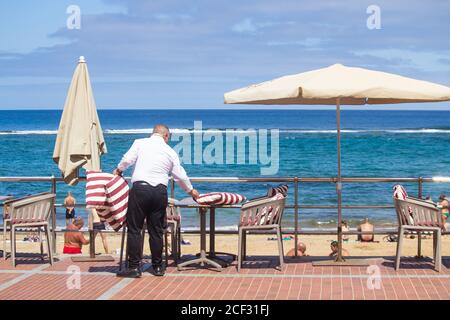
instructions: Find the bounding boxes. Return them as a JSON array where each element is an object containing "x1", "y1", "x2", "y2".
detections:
[{"x1": 79, "y1": 56, "x2": 86, "y2": 63}]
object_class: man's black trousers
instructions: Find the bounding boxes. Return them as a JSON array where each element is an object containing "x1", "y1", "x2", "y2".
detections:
[{"x1": 126, "y1": 181, "x2": 168, "y2": 269}]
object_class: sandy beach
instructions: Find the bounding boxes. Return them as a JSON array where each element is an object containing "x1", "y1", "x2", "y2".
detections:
[{"x1": 4, "y1": 231, "x2": 450, "y2": 260}]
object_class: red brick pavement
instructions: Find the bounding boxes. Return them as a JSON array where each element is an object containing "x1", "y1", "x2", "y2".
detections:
[{"x1": 0, "y1": 255, "x2": 448, "y2": 300}]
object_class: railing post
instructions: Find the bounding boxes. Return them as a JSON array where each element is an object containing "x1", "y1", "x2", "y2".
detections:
[
  {"x1": 294, "y1": 177, "x2": 299, "y2": 257},
  {"x1": 51, "y1": 175, "x2": 57, "y2": 254},
  {"x1": 418, "y1": 177, "x2": 423, "y2": 198}
]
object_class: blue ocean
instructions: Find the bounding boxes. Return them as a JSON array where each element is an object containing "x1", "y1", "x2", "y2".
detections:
[{"x1": 1, "y1": 109, "x2": 450, "y2": 231}]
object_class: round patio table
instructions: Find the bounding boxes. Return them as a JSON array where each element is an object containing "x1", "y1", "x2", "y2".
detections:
[{"x1": 175, "y1": 198, "x2": 238, "y2": 271}]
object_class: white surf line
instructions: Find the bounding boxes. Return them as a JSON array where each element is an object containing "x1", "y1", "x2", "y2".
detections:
[{"x1": 0, "y1": 256, "x2": 68, "y2": 293}]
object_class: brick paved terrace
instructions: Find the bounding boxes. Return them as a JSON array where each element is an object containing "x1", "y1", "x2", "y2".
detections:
[{"x1": 0, "y1": 252, "x2": 449, "y2": 300}]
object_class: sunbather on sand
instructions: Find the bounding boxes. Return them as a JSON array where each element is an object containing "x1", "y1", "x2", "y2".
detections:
[
  {"x1": 329, "y1": 240, "x2": 349, "y2": 257},
  {"x1": 439, "y1": 194, "x2": 449, "y2": 224},
  {"x1": 358, "y1": 218, "x2": 374, "y2": 242},
  {"x1": 342, "y1": 220, "x2": 350, "y2": 241},
  {"x1": 286, "y1": 242, "x2": 308, "y2": 257}
]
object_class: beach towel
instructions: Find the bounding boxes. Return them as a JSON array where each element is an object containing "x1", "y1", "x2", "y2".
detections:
[
  {"x1": 85, "y1": 171, "x2": 129, "y2": 231},
  {"x1": 196, "y1": 192, "x2": 246, "y2": 205}
]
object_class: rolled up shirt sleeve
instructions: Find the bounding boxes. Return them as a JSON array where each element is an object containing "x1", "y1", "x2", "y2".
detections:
[
  {"x1": 170, "y1": 151, "x2": 193, "y2": 193},
  {"x1": 117, "y1": 140, "x2": 140, "y2": 172}
]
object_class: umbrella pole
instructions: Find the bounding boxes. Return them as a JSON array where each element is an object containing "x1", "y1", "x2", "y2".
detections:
[
  {"x1": 335, "y1": 98, "x2": 344, "y2": 262},
  {"x1": 312, "y1": 100, "x2": 368, "y2": 267}
]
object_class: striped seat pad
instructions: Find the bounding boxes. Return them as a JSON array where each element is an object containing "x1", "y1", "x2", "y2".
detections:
[
  {"x1": 86, "y1": 171, "x2": 129, "y2": 232},
  {"x1": 267, "y1": 184, "x2": 289, "y2": 197},
  {"x1": 196, "y1": 192, "x2": 246, "y2": 205},
  {"x1": 392, "y1": 184, "x2": 415, "y2": 225},
  {"x1": 392, "y1": 184, "x2": 408, "y2": 200}
]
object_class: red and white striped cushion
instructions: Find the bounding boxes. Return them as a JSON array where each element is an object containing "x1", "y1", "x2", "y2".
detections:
[
  {"x1": 215, "y1": 192, "x2": 246, "y2": 205},
  {"x1": 267, "y1": 184, "x2": 289, "y2": 197},
  {"x1": 103, "y1": 175, "x2": 129, "y2": 231},
  {"x1": 240, "y1": 193, "x2": 285, "y2": 226},
  {"x1": 85, "y1": 171, "x2": 129, "y2": 232},
  {"x1": 196, "y1": 192, "x2": 246, "y2": 205},
  {"x1": 260, "y1": 193, "x2": 284, "y2": 225},
  {"x1": 86, "y1": 171, "x2": 111, "y2": 209},
  {"x1": 195, "y1": 193, "x2": 222, "y2": 205},
  {"x1": 393, "y1": 185, "x2": 407, "y2": 200},
  {"x1": 392, "y1": 184, "x2": 414, "y2": 225}
]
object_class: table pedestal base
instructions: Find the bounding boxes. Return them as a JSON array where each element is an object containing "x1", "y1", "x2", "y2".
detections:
[{"x1": 178, "y1": 250, "x2": 222, "y2": 271}]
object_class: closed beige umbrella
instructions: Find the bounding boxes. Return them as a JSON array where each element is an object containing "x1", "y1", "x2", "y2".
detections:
[
  {"x1": 53, "y1": 56, "x2": 107, "y2": 186},
  {"x1": 224, "y1": 63, "x2": 450, "y2": 264},
  {"x1": 53, "y1": 56, "x2": 113, "y2": 262}
]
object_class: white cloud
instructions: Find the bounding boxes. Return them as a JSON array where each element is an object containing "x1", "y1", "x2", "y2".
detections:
[
  {"x1": 267, "y1": 37, "x2": 325, "y2": 48},
  {"x1": 231, "y1": 18, "x2": 295, "y2": 35},
  {"x1": 232, "y1": 18, "x2": 258, "y2": 34},
  {"x1": 154, "y1": 13, "x2": 192, "y2": 22},
  {"x1": 351, "y1": 49, "x2": 450, "y2": 72}
]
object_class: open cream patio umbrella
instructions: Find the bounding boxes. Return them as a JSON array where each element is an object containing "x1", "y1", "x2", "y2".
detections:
[
  {"x1": 53, "y1": 56, "x2": 111, "y2": 261},
  {"x1": 224, "y1": 63, "x2": 450, "y2": 264},
  {"x1": 53, "y1": 56, "x2": 107, "y2": 186}
]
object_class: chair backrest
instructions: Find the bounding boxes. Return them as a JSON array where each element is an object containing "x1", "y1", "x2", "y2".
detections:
[
  {"x1": 3, "y1": 192, "x2": 50, "y2": 218},
  {"x1": 9, "y1": 192, "x2": 56, "y2": 224},
  {"x1": 166, "y1": 204, "x2": 181, "y2": 221},
  {"x1": 166, "y1": 198, "x2": 181, "y2": 222},
  {"x1": 239, "y1": 195, "x2": 286, "y2": 227},
  {"x1": 394, "y1": 196, "x2": 442, "y2": 228}
]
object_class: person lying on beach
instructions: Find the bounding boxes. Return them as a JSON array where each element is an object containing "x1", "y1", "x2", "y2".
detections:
[
  {"x1": 286, "y1": 242, "x2": 308, "y2": 257},
  {"x1": 342, "y1": 220, "x2": 350, "y2": 241},
  {"x1": 329, "y1": 241, "x2": 349, "y2": 257},
  {"x1": 358, "y1": 218, "x2": 374, "y2": 242},
  {"x1": 63, "y1": 217, "x2": 89, "y2": 254},
  {"x1": 64, "y1": 192, "x2": 76, "y2": 226}
]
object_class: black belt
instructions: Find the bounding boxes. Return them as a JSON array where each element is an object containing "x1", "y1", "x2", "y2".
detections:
[{"x1": 133, "y1": 181, "x2": 167, "y2": 189}]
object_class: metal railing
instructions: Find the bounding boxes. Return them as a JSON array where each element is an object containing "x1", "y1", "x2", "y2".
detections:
[{"x1": 1, "y1": 175, "x2": 449, "y2": 255}]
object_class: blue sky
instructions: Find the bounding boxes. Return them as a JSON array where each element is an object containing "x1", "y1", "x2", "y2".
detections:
[{"x1": 0, "y1": 0, "x2": 449, "y2": 110}]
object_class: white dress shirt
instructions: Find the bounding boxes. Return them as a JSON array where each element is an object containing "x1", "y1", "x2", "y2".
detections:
[{"x1": 117, "y1": 135, "x2": 193, "y2": 193}]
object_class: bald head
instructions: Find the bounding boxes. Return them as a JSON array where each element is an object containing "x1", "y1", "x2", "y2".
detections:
[
  {"x1": 152, "y1": 124, "x2": 170, "y2": 143},
  {"x1": 298, "y1": 242, "x2": 307, "y2": 253}
]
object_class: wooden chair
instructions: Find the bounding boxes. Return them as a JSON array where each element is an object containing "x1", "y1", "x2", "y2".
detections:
[
  {"x1": 165, "y1": 201, "x2": 182, "y2": 261},
  {"x1": 237, "y1": 195, "x2": 287, "y2": 272},
  {"x1": 3, "y1": 192, "x2": 55, "y2": 267},
  {"x1": 394, "y1": 196, "x2": 443, "y2": 272}
]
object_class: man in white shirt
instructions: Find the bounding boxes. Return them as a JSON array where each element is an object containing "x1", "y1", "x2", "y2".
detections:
[{"x1": 115, "y1": 124, "x2": 199, "y2": 278}]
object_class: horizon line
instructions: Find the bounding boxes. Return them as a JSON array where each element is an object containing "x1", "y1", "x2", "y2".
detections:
[{"x1": 1, "y1": 107, "x2": 450, "y2": 111}]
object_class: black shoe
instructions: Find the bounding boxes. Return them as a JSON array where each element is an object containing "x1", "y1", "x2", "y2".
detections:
[
  {"x1": 152, "y1": 265, "x2": 165, "y2": 277},
  {"x1": 116, "y1": 268, "x2": 142, "y2": 278}
]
